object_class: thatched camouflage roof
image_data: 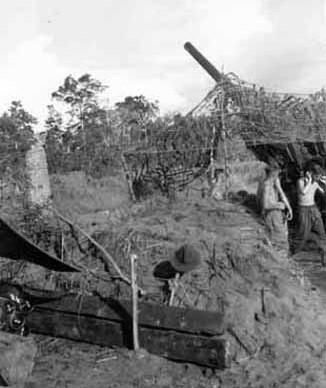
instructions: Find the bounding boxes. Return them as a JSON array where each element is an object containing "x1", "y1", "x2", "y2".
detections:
[{"x1": 190, "y1": 72, "x2": 326, "y2": 170}]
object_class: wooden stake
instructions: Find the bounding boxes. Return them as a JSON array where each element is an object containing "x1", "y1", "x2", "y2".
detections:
[
  {"x1": 121, "y1": 153, "x2": 136, "y2": 202},
  {"x1": 130, "y1": 253, "x2": 140, "y2": 351},
  {"x1": 220, "y1": 88, "x2": 230, "y2": 199},
  {"x1": 210, "y1": 124, "x2": 217, "y2": 181},
  {"x1": 61, "y1": 230, "x2": 64, "y2": 261},
  {"x1": 169, "y1": 272, "x2": 180, "y2": 306}
]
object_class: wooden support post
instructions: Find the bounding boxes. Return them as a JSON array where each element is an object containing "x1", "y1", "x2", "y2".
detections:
[
  {"x1": 210, "y1": 124, "x2": 217, "y2": 181},
  {"x1": 130, "y1": 253, "x2": 140, "y2": 351},
  {"x1": 61, "y1": 230, "x2": 64, "y2": 261},
  {"x1": 121, "y1": 153, "x2": 136, "y2": 202},
  {"x1": 220, "y1": 88, "x2": 230, "y2": 199},
  {"x1": 169, "y1": 273, "x2": 180, "y2": 306}
]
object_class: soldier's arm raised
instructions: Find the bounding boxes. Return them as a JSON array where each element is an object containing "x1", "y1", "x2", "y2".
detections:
[{"x1": 298, "y1": 174, "x2": 312, "y2": 195}]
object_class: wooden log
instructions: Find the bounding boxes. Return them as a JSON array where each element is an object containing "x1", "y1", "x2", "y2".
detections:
[
  {"x1": 26, "y1": 294, "x2": 225, "y2": 336},
  {"x1": 27, "y1": 309, "x2": 229, "y2": 369}
]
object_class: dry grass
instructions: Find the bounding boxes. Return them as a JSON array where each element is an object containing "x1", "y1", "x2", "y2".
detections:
[
  {"x1": 48, "y1": 160, "x2": 265, "y2": 219},
  {"x1": 50, "y1": 171, "x2": 130, "y2": 216}
]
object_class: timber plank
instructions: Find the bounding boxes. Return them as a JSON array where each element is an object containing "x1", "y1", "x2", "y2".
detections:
[
  {"x1": 29, "y1": 294, "x2": 225, "y2": 336},
  {"x1": 27, "y1": 309, "x2": 229, "y2": 368}
]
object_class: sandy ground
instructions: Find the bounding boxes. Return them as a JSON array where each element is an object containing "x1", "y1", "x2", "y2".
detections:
[
  {"x1": 14, "y1": 192, "x2": 326, "y2": 388},
  {"x1": 4, "y1": 166, "x2": 326, "y2": 387},
  {"x1": 26, "y1": 336, "x2": 219, "y2": 388}
]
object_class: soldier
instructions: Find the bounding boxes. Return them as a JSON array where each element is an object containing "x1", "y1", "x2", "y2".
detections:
[
  {"x1": 257, "y1": 159, "x2": 293, "y2": 255},
  {"x1": 294, "y1": 162, "x2": 326, "y2": 265}
]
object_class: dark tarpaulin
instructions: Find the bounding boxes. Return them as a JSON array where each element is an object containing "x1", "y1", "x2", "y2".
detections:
[{"x1": 0, "y1": 218, "x2": 79, "y2": 272}]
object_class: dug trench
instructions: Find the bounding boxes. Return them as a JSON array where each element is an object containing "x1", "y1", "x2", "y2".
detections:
[{"x1": 10, "y1": 190, "x2": 326, "y2": 388}]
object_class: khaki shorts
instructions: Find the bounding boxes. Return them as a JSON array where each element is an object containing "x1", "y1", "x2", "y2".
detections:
[
  {"x1": 294, "y1": 205, "x2": 326, "y2": 255},
  {"x1": 264, "y1": 209, "x2": 289, "y2": 252}
]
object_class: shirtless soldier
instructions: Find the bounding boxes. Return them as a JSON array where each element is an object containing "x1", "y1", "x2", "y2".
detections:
[
  {"x1": 295, "y1": 162, "x2": 326, "y2": 265},
  {"x1": 257, "y1": 159, "x2": 293, "y2": 255}
]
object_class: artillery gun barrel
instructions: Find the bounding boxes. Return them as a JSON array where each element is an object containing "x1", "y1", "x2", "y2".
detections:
[{"x1": 184, "y1": 42, "x2": 223, "y2": 83}]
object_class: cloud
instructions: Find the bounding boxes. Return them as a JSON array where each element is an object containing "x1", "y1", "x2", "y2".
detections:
[
  {"x1": 0, "y1": 35, "x2": 67, "y2": 130},
  {"x1": 0, "y1": 0, "x2": 325, "y2": 130},
  {"x1": 239, "y1": 0, "x2": 326, "y2": 92},
  {"x1": 0, "y1": 33, "x2": 190, "y2": 130},
  {"x1": 95, "y1": 68, "x2": 189, "y2": 114},
  {"x1": 31, "y1": 0, "x2": 273, "y2": 116}
]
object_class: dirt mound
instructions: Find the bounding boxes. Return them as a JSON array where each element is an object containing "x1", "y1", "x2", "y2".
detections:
[
  {"x1": 86, "y1": 196, "x2": 326, "y2": 387},
  {"x1": 6, "y1": 194, "x2": 326, "y2": 387}
]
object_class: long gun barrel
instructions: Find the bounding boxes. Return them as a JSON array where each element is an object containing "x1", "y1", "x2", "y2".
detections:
[{"x1": 184, "y1": 42, "x2": 223, "y2": 83}]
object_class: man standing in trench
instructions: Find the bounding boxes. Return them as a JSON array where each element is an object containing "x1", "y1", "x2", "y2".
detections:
[
  {"x1": 294, "y1": 162, "x2": 326, "y2": 265},
  {"x1": 257, "y1": 159, "x2": 293, "y2": 256}
]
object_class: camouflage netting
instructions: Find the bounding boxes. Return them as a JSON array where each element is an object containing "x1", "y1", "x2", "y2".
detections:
[
  {"x1": 191, "y1": 71, "x2": 326, "y2": 183},
  {"x1": 120, "y1": 74, "x2": 326, "y2": 202},
  {"x1": 197, "y1": 72, "x2": 326, "y2": 143}
]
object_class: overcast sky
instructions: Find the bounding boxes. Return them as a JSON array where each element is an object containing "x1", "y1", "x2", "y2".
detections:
[{"x1": 1, "y1": 0, "x2": 326, "y2": 130}]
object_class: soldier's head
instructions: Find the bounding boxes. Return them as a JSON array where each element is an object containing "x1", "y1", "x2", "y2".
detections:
[
  {"x1": 266, "y1": 158, "x2": 281, "y2": 178},
  {"x1": 304, "y1": 162, "x2": 323, "y2": 181}
]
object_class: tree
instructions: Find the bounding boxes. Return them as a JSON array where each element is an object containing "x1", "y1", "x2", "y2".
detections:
[
  {"x1": 44, "y1": 105, "x2": 65, "y2": 173},
  {"x1": 8, "y1": 101, "x2": 37, "y2": 132},
  {"x1": 49, "y1": 74, "x2": 109, "y2": 173},
  {"x1": 0, "y1": 101, "x2": 36, "y2": 199},
  {"x1": 48, "y1": 75, "x2": 118, "y2": 175},
  {"x1": 47, "y1": 76, "x2": 161, "y2": 177},
  {"x1": 45, "y1": 104, "x2": 63, "y2": 132},
  {"x1": 115, "y1": 95, "x2": 159, "y2": 144},
  {"x1": 51, "y1": 74, "x2": 107, "y2": 144},
  {"x1": 0, "y1": 101, "x2": 36, "y2": 154}
]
